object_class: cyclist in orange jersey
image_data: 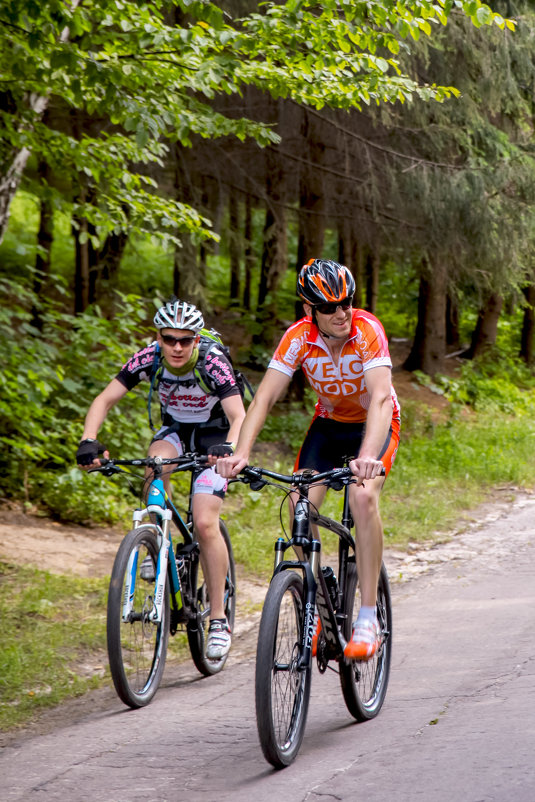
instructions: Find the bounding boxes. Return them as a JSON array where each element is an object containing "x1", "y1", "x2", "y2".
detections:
[{"x1": 217, "y1": 258, "x2": 400, "y2": 661}]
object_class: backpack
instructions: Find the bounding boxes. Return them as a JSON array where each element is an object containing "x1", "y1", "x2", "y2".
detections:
[
  {"x1": 147, "y1": 328, "x2": 254, "y2": 431},
  {"x1": 194, "y1": 328, "x2": 255, "y2": 403}
]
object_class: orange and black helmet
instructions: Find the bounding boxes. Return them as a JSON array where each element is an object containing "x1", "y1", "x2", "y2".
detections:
[{"x1": 297, "y1": 258, "x2": 355, "y2": 305}]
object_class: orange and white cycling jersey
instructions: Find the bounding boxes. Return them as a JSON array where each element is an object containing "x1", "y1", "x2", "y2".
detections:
[{"x1": 269, "y1": 310, "x2": 400, "y2": 424}]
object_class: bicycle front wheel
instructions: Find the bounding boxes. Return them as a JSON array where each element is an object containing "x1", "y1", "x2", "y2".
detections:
[
  {"x1": 107, "y1": 526, "x2": 170, "y2": 708},
  {"x1": 255, "y1": 570, "x2": 311, "y2": 769},
  {"x1": 339, "y1": 560, "x2": 392, "y2": 721},
  {"x1": 187, "y1": 521, "x2": 236, "y2": 676}
]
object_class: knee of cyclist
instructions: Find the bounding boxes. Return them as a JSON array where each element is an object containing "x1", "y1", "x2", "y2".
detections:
[
  {"x1": 352, "y1": 486, "x2": 379, "y2": 517},
  {"x1": 193, "y1": 515, "x2": 220, "y2": 542}
]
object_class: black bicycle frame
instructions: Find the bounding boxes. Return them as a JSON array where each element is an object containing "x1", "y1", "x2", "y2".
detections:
[{"x1": 270, "y1": 476, "x2": 355, "y2": 671}]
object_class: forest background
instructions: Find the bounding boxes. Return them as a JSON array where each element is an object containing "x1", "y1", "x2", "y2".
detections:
[{"x1": 2, "y1": 0, "x2": 535, "y2": 728}]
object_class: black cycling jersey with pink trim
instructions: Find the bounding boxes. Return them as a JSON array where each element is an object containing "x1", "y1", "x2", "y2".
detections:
[{"x1": 116, "y1": 341, "x2": 240, "y2": 425}]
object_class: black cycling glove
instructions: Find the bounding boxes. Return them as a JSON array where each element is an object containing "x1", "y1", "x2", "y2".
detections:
[
  {"x1": 207, "y1": 442, "x2": 235, "y2": 458},
  {"x1": 76, "y1": 438, "x2": 106, "y2": 466}
]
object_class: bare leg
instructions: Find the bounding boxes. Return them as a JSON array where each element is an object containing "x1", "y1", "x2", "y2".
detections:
[
  {"x1": 192, "y1": 493, "x2": 228, "y2": 620},
  {"x1": 146, "y1": 439, "x2": 178, "y2": 497},
  {"x1": 348, "y1": 476, "x2": 384, "y2": 607}
]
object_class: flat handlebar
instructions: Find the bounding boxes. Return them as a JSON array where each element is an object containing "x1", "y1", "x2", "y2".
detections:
[
  {"x1": 88, "y1": 453, "x2": 209, "y2": 476},
  {"x1": 239, "y1": 465, "x2": 351, "y2": 491}
]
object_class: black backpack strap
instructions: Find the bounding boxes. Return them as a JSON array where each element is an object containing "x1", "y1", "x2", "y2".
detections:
[
  {"x1": 193, "y1": 336, "x2": 218, "y2": 395},
  {"x1": 147, "y1": 343, "x2": 162, "y2": 431}
]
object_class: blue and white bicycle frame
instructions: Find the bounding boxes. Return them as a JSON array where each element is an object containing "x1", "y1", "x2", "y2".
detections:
[{"x1": 122, "y1": 473, "x2": 193, "y2": 626}]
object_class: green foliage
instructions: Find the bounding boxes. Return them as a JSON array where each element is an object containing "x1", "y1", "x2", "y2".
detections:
[
  {"x1": 257, "y1": 396, "x2": 316, "y2": 451},
  {"x1": 381, "y1": 405, "x2": 535, "y2": 547},
  {"x1": 0, "y1": 0, "x2": 510, "y2": 246},
  {"x1": 414, "y1": 347, "x2": 535, "y2": 414},
  {"x1": 0, "y1": 562, "x2": 108, "y2": 730},
  {"x1": 375, "y1": 258, "x2": 419, "y2": 338},
  {"x1": 0, "y1": 280, "x2": 154, "y2": 521}
]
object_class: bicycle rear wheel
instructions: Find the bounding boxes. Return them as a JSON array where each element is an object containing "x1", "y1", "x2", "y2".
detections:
[
  {"x1": 339, "y1": 560, "x2": 392, "y2": 721},
  {"x1": 186, "y1": 521, "x2": 236, "y2": 676},
  {"x1": 107, "y1": 526, "x2": 170, "y2": 708},
  {"x1": 255, "y1": 570, "x2": 311, "y2": 769}
]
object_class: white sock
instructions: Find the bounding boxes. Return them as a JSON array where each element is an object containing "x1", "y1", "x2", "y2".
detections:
[{"x1": 357, "y1": 606, "x2": 377, "y2": 624}]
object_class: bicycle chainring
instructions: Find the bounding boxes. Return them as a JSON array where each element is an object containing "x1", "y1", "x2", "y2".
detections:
[{"x1": 316, "y1": 633, "x2": 329, "y2": 673}]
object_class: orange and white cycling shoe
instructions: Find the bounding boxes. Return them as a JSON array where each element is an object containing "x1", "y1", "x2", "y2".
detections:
[
  {"x1": 344, "y1": 617, "x2": 381, "y2": 661},
  {"x1": 311, "y1": 614, "x2": 322, "y2": 657}
]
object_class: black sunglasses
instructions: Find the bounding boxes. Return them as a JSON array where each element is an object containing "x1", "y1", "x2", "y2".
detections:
[
  {"x1": 313, "y1": 297, "x2": 353, "y2": 315},
  {"x1": 160, "y1": 333, "x2": 197, "y2": 347}
]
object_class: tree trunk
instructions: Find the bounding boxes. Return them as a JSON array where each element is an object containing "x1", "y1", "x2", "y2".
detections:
[
  {"x1": 173, "y1": 235, "x2": 203, "y2": 307},
  {"x1": 404, "y1": 257, "x2": 447, "y2": 376},
  {"x1": 446, "y1": 293, "x2": 460, "y2": 350},
  {"x1": 351, "y1": 238, "x2": 364, "y2": 309},
  {"x1": 255, "y1": 179, "x2": 287, "y2": 349},
  {"x1": 243, "y1": 192, "x2": 254, "y2": 310},
  {"x1": 463, "y1": 292, "x2": 503, "y2": 359},
  {"x1": 294, "y1": 110, "x2": 325, "y2": 320},
  {"x1": 520, "y1": 282, "x2": 535, "y2": 366},
  {"x1": 74, "y1": 215, "x2": 90, "y2": 314},
  {"x1": 257, "y1": 203, "x2": 287, "y2": 312},
  {"x1": 33, "y1": 165, "x2": 53, "y2": 298},
  {"x1": 31, "y1": 166, "x2": 54, "y2": 329},
  {"x1": 173, "y1": 144, "x2": 205, "y2": 308},
  {"x1": 365, "y1": 250, "x2": 379, "y2": 314},
  {"x1": 98, "y1": 230, "x2": 128, "y2": 285},
  {"x1": 228, "y1": 190, "x2": 241, "y2": 305},
  {"x1": 0, "y1": 3, "x2": 81, "y2": 243}
]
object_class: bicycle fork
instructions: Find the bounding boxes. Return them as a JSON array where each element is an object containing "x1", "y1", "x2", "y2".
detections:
[
  {"x1": 273, "y1": 502, "x2": 348, "y2": 669},
  {"x1": 122, "y1": 506, "x2": 183, "y2": 625}
]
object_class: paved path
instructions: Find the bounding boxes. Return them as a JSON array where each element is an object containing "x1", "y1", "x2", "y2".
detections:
[{"x1": 2, "y1": 495, "x2": 534, "y2": 801}]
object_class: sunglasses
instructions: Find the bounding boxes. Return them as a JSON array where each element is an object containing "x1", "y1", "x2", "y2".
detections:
[
  {"x1": 313, "y1": 297, "x2": 353, "y2": 315},
  {"x1": 160, "y1": 333, "x2": 197, "y2": 348}
]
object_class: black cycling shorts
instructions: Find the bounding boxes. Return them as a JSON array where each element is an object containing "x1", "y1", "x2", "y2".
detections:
[{"x1": 295, "y1": 415, "x2": 399, "y2": 475}]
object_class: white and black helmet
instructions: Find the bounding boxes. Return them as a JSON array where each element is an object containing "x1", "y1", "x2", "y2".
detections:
[{"x1": 153, "y1": 299, "x2": 204, "y2": 332}]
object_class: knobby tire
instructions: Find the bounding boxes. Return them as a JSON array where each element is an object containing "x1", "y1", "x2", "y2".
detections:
[
  {"x1": 339, "y1": 560, "x2": 392, "y2": 720},
  {"x1": 107, "y1": 525, "x2": 170, "y2": 708},
  {"x1": 186, "y1": 521, "x2": 236, "y2": 676},
  {"x1": 255, "y1": 571, "x2": 311, "y2": 769}
]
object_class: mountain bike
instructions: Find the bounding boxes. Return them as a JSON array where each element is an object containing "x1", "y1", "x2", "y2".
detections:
[
  {"x1": 236, "y1": 463, "x2": 392, "y2": 769},
  {"x1": 89, "y1": 453, "x2": 236, "y2": 709}
]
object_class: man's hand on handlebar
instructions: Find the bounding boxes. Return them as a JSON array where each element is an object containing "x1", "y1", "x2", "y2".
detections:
[
  {"x1": 349, "y1": 455, "x2": 385, "y2": 485},
  {"x1": 216, "y1": 453, "x2": 248, "y2": 478}
]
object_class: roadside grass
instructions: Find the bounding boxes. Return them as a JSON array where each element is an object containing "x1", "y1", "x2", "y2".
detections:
[
  {"x1": 222, "y1": 400, "x2": 535, "y2": 575},
  {"x1": 0, "y1": 562, "x2": 196, "y2": 733},
  {"x1": 0, "y1": 564, "x2": 108, "y2": 732},
  {"x1": 3, "y1": 397, "x2": 535, "y2": 732}
]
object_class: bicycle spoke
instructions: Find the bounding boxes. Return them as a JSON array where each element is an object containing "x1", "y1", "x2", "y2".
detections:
[{"x1": 255, "y1": 572, "x2": 312, "y2": 768}]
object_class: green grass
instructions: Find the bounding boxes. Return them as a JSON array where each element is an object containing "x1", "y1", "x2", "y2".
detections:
[
  {"x1": 0, "y1": 561, "x2": 195, "y2": 733},
  {"x1": 0, "y1": 564, "x2": 108, "y2": 731},
  {"x1": 4, "y1": 382, "x2": 535, "y2": 732}
]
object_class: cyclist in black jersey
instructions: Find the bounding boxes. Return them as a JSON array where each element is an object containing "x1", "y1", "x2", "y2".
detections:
[{"x1": 76, "y1": 298, "x2": 245, "y2": 659}]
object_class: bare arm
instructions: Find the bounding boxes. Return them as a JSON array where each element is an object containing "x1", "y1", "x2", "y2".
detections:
[
  {"x1": 205, "y1": 392, "x2": 247, "y2": 465},
  {"x1": 217, "y1": 368, "x2": 292, "y2": 477},
  {"x1": 219, "y1": 393, "x2": 246, "y2": 447},
  {"x1": 350, "y1": 365, "x2": 393, "y2": 482},
  {"x1": 82, "y1": 378, "x2": 129, "y2": 440},
  {"x1": 77, "y1": 379, "x2": 129, "y2": 469}
]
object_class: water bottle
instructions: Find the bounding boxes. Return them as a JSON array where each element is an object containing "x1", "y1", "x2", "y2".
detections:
[{"x1": 322, "y1": 565, "x2": 338, "y2": 610}]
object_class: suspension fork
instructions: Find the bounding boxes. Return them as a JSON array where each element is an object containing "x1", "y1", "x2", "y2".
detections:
[{"x1": 290, "y1": 488, "x2": 320, "y2": 670}]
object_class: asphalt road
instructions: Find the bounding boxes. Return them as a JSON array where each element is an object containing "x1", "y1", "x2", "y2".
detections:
[{"x1": 2, "y1": 494, "x2": 534, "y2": 802}]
